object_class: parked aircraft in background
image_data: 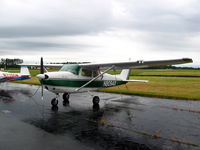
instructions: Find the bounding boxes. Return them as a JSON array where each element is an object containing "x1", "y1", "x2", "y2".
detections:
[
  {"x1": 21, "y1": 58, "x2": 192, "y2": 109},
  {"x1": 0, "y1": 66, "x2": 31, "y2": 83}
]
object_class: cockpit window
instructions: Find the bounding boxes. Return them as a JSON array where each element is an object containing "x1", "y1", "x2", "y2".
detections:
[{"x1": 59, "y1": 64, "x2": 80, "y2": 75}]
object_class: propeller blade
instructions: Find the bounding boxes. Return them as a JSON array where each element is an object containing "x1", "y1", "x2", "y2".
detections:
[
  {"x1": 40, "y1": 57, "x2": 44, "y2": 74},
  {"x1": 40, "y1": 57, "x2": 44, "y2": 100}
]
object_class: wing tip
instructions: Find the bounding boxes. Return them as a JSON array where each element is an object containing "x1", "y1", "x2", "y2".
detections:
[{"x1": 182, "y1": 58, "x2": 193, "y2": 63}]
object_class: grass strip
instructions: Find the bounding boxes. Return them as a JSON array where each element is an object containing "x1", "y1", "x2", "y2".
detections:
[{"x1": 99, "y1": 76, "x2": 200, "y2": 100}]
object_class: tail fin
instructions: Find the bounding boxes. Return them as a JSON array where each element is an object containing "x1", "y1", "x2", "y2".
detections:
[
  {"x1": 20, "y1": 66, "x2": 30, "y2": 76},
  {"x1": 118, "y1": 69, "x2": 130, "y2": 80}
]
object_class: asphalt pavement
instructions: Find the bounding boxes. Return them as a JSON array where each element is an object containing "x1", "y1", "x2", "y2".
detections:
[{"x1": 0, "y1": 82, "x2": 200, "y2": 150}]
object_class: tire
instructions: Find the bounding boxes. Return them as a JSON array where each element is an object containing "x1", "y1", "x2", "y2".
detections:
[
  {"x1": 63, "y1": 99, "x2": 69, "y2": 106},
  {"x1": 63, "y1": 93, "x2": 70, "y2": 100},
  {"x1": 51, "y1": 98, "x2": 58, "y2": 106},
  {"x1": 51, "y1": 106, "x2": 58, "y2": 111},
  {"x1": 93, "y1": 104, "x2": 100, "y2": 112},
  {"x1": 93, "y1": 96, "x2": 100, "y2": 105}
]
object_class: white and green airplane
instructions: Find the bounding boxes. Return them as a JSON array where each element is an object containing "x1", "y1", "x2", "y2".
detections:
[{"x1": 22, "y1": 58, "x2": 192, "y2": 108}]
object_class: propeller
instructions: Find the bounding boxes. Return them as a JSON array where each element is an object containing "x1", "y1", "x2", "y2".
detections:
[{"x1": 36, "y1": 57, "x2": 49, "y2": 100}]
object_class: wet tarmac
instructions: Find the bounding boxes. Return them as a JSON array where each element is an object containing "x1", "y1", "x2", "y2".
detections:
[{"x1": 0, "y1": 82, "x2": 200, "y2": 150}]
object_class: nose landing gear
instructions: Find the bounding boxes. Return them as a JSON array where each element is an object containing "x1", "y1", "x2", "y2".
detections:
[
  {"x1": 51, "y1": 98, "x2": 58, "y2": 106},
  {"x1": 51, "y1": 93, "x2": 59, "y2": 108},
  {"x1": 51, "y1": 97, "x2": 59, "y2": 111}
]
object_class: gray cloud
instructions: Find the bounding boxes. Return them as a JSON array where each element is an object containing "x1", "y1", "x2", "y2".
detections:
[
  {"x1": 114, "y1": 0, "x2": 200, "y2": 33},
  {"x1": 0, "y1": 40, "x2": 98, "y2": 53},
  {"x1": 1, "y1": 0, "x2": 200, "y2": 38},
  {"x1": 0, "y1": 0, "x2": 199, "y2": 65},
  {"x1": 0, "y1": 21, "x2": 111, "y2": 38},
  {"x1": 0, "y1": 41, "x2": 64, "y2": 49},
  {"x1": 139, "y1": 32, "x2": 200, "y2": 52},
  {"x1": 0, "y1": 0, "x2": 112, "y2": 38},
  {"x1": 109, "y1": 0, "x2": 200, "y2": 53}
]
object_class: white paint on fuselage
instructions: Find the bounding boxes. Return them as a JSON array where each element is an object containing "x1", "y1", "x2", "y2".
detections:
[
  {"x1": 45, "y1": 85, "x2": 98, "y2": 94},
  {"x1": 42, "y1": 71, "x2": 122, "y2": 81},
  {"x1": 41, "y1": 71, "x2": 124, "y2": 94}
]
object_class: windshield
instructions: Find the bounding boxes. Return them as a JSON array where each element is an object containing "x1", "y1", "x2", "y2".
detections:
[{"x1": 59, "y1": 64, "x2": 80, "y2": 75}]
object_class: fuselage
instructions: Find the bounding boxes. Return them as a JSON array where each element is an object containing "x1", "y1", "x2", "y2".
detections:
[{"x1": 37, "y1": 64, "x2": 127, "y2": 94}]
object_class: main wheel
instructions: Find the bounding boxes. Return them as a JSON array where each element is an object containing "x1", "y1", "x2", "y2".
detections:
[
  {"x1": 93, "y1": 96, "x2": 100, "y2": 105},
  {"x1": 51, "y1": 98, "x2": 58, "y2": 106},
  {"x1": 51, "y1": 106, "x2": 58, "y2": 111},
  {"x1": 63, "y1": 99, "x2": 69, "y2": 106},
  {"x1": 63, "y1": 93, "x2": 70, "y2": 100}
]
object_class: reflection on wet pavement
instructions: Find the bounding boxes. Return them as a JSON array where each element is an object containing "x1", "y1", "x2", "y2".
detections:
[{"x1": 0, "y1": 83, "x2": 200, "y2": 150}]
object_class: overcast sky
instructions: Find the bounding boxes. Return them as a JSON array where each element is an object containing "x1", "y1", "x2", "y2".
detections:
[{"x1": 0, "y1": 0, "x2": 199, "y2": 66}]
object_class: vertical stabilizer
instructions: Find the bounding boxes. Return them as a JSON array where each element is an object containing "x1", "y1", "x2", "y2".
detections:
[
  {"x1": 20, "y1": 66, "x2": 30, "y2": 76},
  {"x1": 119, "y1": 69, "x2": 130, "y2": 80}
]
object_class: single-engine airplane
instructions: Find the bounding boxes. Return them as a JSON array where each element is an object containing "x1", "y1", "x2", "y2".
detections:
[
  {"x1": 0, "y1": 66, "x2": 31, "y2": 83},
  {"x1": 21, "y1": 58, "x2": 192, "y2": 108}
]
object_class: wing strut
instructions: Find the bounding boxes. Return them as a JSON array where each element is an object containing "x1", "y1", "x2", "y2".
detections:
[{"x1": 75, "y1": 65, "x2": 115, "y2": 92}]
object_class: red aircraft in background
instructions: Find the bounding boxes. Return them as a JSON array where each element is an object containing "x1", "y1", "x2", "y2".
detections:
[{"x1": 0, "y1": 66, "x2": 31, "y2": 83}]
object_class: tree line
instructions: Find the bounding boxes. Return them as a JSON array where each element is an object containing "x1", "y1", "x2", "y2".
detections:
[
  {"x1": 0, "y1": 58, "x2": 23, "y2": 69},
  {"x1": 147, "y1": 65, "x2": 199, "y2": 70}
]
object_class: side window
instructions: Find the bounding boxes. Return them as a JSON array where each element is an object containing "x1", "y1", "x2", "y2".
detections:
[
  {"x1": 81, "y1": 69, "x2": 92, "y2": 77},
  {"x1": 81, "y1": 69, "x2": 99, "y2": 77},
  {"x1": 92, "y1": 70, "x2": 99, "y2": 77}
]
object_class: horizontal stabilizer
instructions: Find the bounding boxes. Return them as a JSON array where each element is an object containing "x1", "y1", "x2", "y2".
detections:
[{"x1": 124, "y1": 80, "x2": 148, "y2": 83}]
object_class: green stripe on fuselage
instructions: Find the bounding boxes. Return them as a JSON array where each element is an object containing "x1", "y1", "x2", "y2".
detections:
[{"x1": 42, "y1": 79, "x2": 127, "y2": 88}]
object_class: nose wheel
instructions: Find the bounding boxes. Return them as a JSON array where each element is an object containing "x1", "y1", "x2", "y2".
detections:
[
  {"x1": 51, "y1": 93, "x2": 59, "y2": 107},
  {"x1": 51, "y1": 98, "x2": 58, "y2": 106}
]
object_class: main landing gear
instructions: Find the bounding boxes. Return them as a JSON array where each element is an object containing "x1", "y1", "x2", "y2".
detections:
[
  {"x1": 63, "y1": 93, "x2": 70, "y2": 106},
  {"x1": 51, "y1": 93, "x2": 70, "y2": 108},
  {"x1": 50, "y1": 93, "x2": 100, "y2": 111},
  {"x1": 92, "y1": 96, "x2": 100, "y2": 112},
  {"x1": 92, "y1": 96, "x2": 100, "y2": 105}
]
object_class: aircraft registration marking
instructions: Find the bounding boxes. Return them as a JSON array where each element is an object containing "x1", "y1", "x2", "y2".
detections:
[
  {"x1": 3, "y1": 73, "x2": 19, "y2": 79},
  {"x1": 103, "y1": 80, "x2": 117, "y2": 87}
]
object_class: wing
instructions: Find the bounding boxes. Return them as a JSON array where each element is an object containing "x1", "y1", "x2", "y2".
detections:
[
  {"x1": 19, "y1": 58, "x2": 193, "y2": 69},
  {"x1": 18, "y1": 64, "x2": 63, "y2": 68},
  {"x1": 79, "y1": 58, "x2": 193, "y2": 69}
]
